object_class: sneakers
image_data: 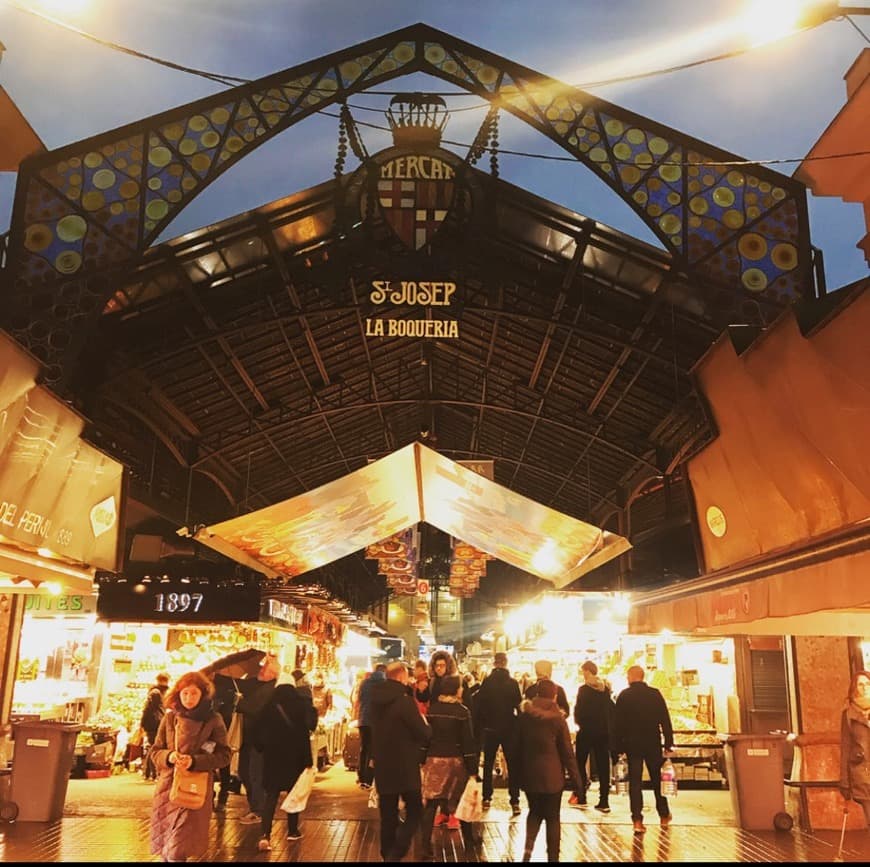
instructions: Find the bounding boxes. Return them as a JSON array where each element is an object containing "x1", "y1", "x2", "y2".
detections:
[
  {"x1": 632, "y1": 820, "x2": 646, "y2": 835},
  {"x1": 511, "y1": 803, "x2": 522, "y2": 817},
  {"x1": 446, "y1": 814, "x2": 461, "y2": 831},
  {"x1": 239, "y1": 811, "x2": 260, "y2": 824},
  {"x1": 257, "y1": 837, "x2": 271, "y2": 852},
  {"x1": 481, "y1": 799, "x2": 491, "y2": 810},
  {"x1": 434, "y1": 812, "x2": 447, "y2": 827},
  {"x1": 660, "y1": 814, "x2": 673, "y2": 828},
  {"x1": 594, "y1": 804, "x2": 611, "y2": 814},
  {"x1": 359, "y1": 782, "x2": 371, "y2": 790},
  {"x1": 287, "y1": 831, "x2": 304, "y2": 841}
]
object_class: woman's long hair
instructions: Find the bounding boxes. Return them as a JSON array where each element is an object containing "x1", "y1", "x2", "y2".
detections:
[
  {"x1": 164, "y1": 670, "x2": 214, "y2": 711},
  {"x1": 847, "y1": 669, "x2": 870, "y2": 703}
]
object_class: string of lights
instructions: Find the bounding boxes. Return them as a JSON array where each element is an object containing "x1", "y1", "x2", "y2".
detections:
[{"x1": 4, "y1": 0, "x2": 868, "y2": 170}]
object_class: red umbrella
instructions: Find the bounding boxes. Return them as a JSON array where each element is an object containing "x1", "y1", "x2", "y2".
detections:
[{"x1": 200, "y1": 648, "x2": 267, "y2": 679}]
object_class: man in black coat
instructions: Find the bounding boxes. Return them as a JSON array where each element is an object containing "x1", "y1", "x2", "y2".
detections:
[
  {"x1": 371, "y1": 660, "x2": 431, "y2": 862},
  {"x1": 473, "y1": 651, "x2": 522, "y2": 815},
  {"x1": 524, "y1": 659, "x2": 570, "y2": 717},
  {"x1": 613, "y1": 665, "x2": 675, "y2": 834},
  {"x1": 571, "y1": 660, "x2": 615, "y2": 812}
]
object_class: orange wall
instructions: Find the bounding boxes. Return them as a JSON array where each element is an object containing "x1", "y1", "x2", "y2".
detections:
[{"x1": 688, "y1": 287, "x2": 870, "y2": 572}]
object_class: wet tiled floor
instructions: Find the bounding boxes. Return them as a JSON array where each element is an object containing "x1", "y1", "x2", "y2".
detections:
[{"x1": 1, "y1": 763, "x2": 868, "y2": 862}]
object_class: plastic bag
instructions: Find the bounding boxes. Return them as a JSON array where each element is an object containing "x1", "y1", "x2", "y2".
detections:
[
  {"x1": 368, "y1": 781, "x2": 379, "y2": 809},
  {"x1": 454, "y1": 777, "x2": 483, "y2": 823},
  {"x1": 281, "y1": 766, "x2": 316, "y2": 813}
]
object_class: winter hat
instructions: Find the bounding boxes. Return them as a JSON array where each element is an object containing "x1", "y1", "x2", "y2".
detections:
[{"x1": 534, "y1": 659, "x2": 553, "y2": 679}]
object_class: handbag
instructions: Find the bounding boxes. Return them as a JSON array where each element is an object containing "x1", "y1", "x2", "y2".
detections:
[
  {"x1": 169, "y1": 765, "x2": 210, "y2": 810},
  {"x1": 454, "y1": 776, "x2": 483, "y2": 823},
  {"x1": 367, "y1": 780, "x2": 379, "y2": 809},
  {"x1": 281, "y1": 766, "x2": 316, "y2": 813}
]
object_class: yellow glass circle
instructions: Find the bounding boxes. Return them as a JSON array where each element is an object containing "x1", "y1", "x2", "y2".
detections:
[
  {"x1": 613, "y1": 142, "x2": 632, "y2": 161},
  {"x1": 659, "y1": 164, "x2": 681, "y2": 182},
  {"x1": 633, "y1": 190, "x2": 648, "y2": 205},
  {"x1": 722, "y1": 209, "x2": 744, "y2": 229},
  {"x1": 712, "y1": 187, "x2": 735, "y2": 207},
  {"x1": 746, "y1": 206, "x2": 760, "y2": 220},
  {"x1": 92, "y1": 168, "x2": 116, "y2": 190},
  {"x1": 178, "y1": 138, "x2": 198, "y2": 156},
  {"x1": 726, "y1": 170, "x2": 745, "y2": 187},
  {"x1": 226, "y1": 136, "x2": 244, "y2": 153},
  {"x1": 649, "y1": 136, "x2": 669, "y2": 155},
  {"x1": 145, "y1": 199, "x2": 169, "y2": 221},
  {"x1": 741, "y1": 268, "x2": 768, "y2": 292},
  {"x1": 689, "y1": 196, "x2": 709, "y2": 215},
  {"x1": 545, "y1": 106, "x2": 560, "y2": 121},
  {"x1": 393, "y1": 43, "x2": 415, "y2": 63},
  {"x1": 167, "y1": 190, "x2": 182, "y2": 203},
  {"x1": 620, "y1": 166, "x2": 641, "y2": 185},
  {"x1": 109, "y1": 202, "x2": 124, "y2": 216},
  {"x1": 163, "y1": 123, "x2": 184, "y2": 141},
  {"x1": 647, "y1": 203, "x2": 662, "y2": 217},
  {"x1": 181, "y1": 176, "x2": 197, "y2": 191},
  {"x1": 424, "y1": 44, "x2": 446, "y2": 64},
  {"x1": 667, "y1": 191, "x2": 681, "y2": 206},
  {"x1": 626, "y1": 128, "x2": 645, "y2": 145},
  {"x1": 147, "y1": 177, "x2": 162, "y2": 191},
  {"x1": 191, "y1": 153, "x2": 211, "y2": 174},
  {"x1": 56, "y1": 215, "x2": 88, "y2": 242},
  {"x1": 210, "y1": 107, "x2": 230, "y2": 125},
  {"x1": 340, "y1": 61, "x2": 362, "y2": 80},
  {"x1": 688, "y1": 215, "x2": 702, "y2": 228},
  {"x1": 634, "y1": 152, "x2": 653, "y2": 167},
  {"x1": 81, "y1": 191, "x2": 105, "y2": 211},
  {"x1": 55, "y1": 251, "x2": 82, "y2": 274},
  {"x1": 771, "y1": 243, "x2": 798, "y2": 271},
  {"x1": 201, "y1": 131, "x2": 220, "y2": 149},
  {"x1": 84, "y1": 151, "x2": 103, "y2": 168},
  {"x1": 737, "y1": 232, "x2": 767, "y2": 261},
  {"x1": 772, "y1": 187, "x2": 786, "y2": 200},
  {"x1": 24, "y1": 223, "x2": 52, "y2": 252},
  {"x1": 69, "y1": 173, "x2": 83, "y2": 186},
  {"x1": 149, "y1": 146, "x2": 172, "y2": 168},
  {"x1": 659, "y1": 213, "x2": 681, "y2": 235},
  {"x1": 604, "y1": 119, "x2": 624, "y2": 137},
  {"x1": 589, "y1": 147, "x2": 608, "y2": 162},
  {"x1": 478, "y1": 65, "x2": 498, "y2": 84},
  {"x1": 119, "y1": 180, "x2": 140, "y2": 200}
]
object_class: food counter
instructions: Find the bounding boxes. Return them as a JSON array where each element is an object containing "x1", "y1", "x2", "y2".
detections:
[{"x1": 671, "y1": 730, "x2": 726, "y2": 786}]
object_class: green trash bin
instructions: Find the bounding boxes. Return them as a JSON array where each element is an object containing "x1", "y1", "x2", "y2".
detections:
[
  {"x1": 9, "y1": 721, "x2": 81, "y2": 822},
  {"x1": 723, "y1": 732, "x2": 793, "y2": 831}
]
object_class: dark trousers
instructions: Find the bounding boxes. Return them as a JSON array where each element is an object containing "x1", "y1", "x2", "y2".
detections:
[
  {"x1": 379, "y1": 789, "x2": 423, "y2": 861},
  {"x1": 481, "y1": 727, "x2": 520, "y2": 804},
  {"x1": 143, "y1": 727, "x2": 159, "y2": 779},
  {"x1": 575, "y1": 733, "x2": 610, "y2": 806},
  {"x1": 358, "y1": 726, "x2": 374, "y2": 785},
  {"x1": 420, "y1": 799, "x2": 472, "y2": 857},
  {"x1": 627, "y1": 751, "x2": 669, "y2": 822},
  {"x1": 523, "y1": 792, "x2": 562, "y2": 862},
  {"x1": 260, "y1": 788, "x2": 300, "y2": 838},
  {"x1": 239, "y1": 742, "x2": 265, "y2": 815},
  {"x1": 215, "y1": 765, "x2": 231, "y2": 805}
]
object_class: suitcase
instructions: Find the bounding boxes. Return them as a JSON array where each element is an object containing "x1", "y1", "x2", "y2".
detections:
[{"x1": 342, "y1": 727, "x2": 361, "y2": 771}]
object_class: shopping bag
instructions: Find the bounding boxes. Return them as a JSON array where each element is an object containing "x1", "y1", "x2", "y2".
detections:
[
  {"x1": 281, "y1": 766, "x2": 316, "y2": 813},
  {"x1": 227, "y1": 711, "x2": 243, "y2": 776},
  {"x1": 454, "y1": 777, "x2": 483, "y2": 823},
  {"x1": 169, "y1": 766, "x2": 210, "y2": 810},
  {"x1": 368, "y1": 781, "x2": 379, "y2": 809}
]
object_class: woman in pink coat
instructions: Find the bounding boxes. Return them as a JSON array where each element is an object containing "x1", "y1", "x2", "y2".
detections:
[{"x1": 149, "y1": 670, "x2": 230, "y2": 862}]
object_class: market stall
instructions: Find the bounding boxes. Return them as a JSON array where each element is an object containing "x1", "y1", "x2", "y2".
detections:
[{"x1": 480, "y1": 591, "x2": 736, "y2": 788}]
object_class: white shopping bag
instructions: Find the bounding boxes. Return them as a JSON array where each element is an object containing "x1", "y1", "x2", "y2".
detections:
[
  {"x1": 454, "y1": 777, "x2": 483, "y2": 823},
  {"x1": 368, "y1": 781, "x2": 379, "y2": 809},
  {"x1": 281, "y1": 767, "x2": 316, "y2": 813}
]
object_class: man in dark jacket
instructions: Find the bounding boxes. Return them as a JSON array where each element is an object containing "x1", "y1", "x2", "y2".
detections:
[
  {"x1": 524, "y1": 659, "x2": 570, "y2": 717},
  {"x1": 571, "y1": 660, "x2": 615, "y2": 812},
  {"x1": 473, "y1": 651, "x2": 522, "y2": 815},
  {"x1": 357, "y1": 663, "x2": 386, "y2": 788},
  {"x1": 371, "y1": 660, "x2": 431, "y2": 862},
  {"x1": 139, "y1": 672, "x2": 169, "y2": 780},
  {"x1": 613, "y1": 665, "x2": 675, "y2": 834},
  {"x1": 235, "y1": 655, "x2": 279, "y2": 824}
]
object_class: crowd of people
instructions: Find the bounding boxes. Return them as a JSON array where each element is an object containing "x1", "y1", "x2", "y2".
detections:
[{"x1": 138, "y1": 651, "x2": 681, "y2": 862}]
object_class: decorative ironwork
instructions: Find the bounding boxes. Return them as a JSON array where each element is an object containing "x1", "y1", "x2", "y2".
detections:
[{"x1": 2, "y1": 23, "x2": 812, "y2": 387}]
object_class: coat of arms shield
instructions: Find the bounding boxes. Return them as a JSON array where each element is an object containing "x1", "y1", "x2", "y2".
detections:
[{"x1": 376, "y1": 154, "x2": 456, "y2": 251}]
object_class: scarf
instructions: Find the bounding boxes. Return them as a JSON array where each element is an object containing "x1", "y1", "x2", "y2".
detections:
[
  {"x1": 174, "y1": 696, "x2": 214, "y2": 722},
  {"x1": 851, "y1": 696, "x2": 870, "y2": 717}
]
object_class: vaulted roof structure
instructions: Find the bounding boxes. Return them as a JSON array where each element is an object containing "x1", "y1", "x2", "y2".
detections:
[{"x1": 0, "y1": 24, "x2": 817, "y2": 609}]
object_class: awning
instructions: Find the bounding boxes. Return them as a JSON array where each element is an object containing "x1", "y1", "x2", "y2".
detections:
[
  {"x1": 629, "y1": 522, "x2": 870, "y2": 636},
  {"x1": 188, "y1": 441, "x2": 630, "y2": 587},
  {"x1": 0, "y1": 331, "x2": 125, "y2": 593}
]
